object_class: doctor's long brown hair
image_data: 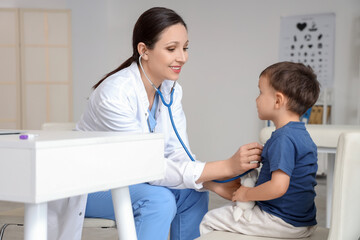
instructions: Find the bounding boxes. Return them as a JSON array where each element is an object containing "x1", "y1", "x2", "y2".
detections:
[{"x1": 92, "y1": 7, "x2": 187, "y2": 89}]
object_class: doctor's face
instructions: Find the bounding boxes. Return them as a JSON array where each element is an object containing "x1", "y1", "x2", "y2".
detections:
[
  {"x1": 145, "y1": 23, "x2": 189, "y2": 84},
  {"x1": 256, "y1": 76, "x2": 277, "y2": 121}
]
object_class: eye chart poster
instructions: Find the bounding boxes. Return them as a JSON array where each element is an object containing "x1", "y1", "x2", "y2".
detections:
[{"x1": 279, "y1": 13, "x2": 335, "y2": 89}]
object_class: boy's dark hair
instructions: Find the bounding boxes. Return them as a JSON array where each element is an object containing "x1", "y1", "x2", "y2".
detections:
[{"x1": 260, "y1": 61, "x2": 320, "y2": 116}]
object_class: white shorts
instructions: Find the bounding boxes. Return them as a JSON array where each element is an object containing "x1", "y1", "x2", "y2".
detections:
[{"x1": 200, "y1": 204, "x2": 317, "y2": 238}]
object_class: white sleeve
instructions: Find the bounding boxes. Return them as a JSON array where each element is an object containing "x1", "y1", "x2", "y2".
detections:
[
  {"x1": 95, "y1": 98, "x2": 140, "y2": 132},
  {"x1": 148, "y1": 84, "x2": 206, "y2": 190},
  {"x1": 149, "y1": 150, "x2": 205, "y2": 190},
  {"x1": 78, "y1": 80, "x2": 142, "y2": 133}
]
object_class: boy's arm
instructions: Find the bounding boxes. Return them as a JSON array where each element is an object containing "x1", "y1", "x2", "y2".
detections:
[
  {"x1": 203, "y1": 178, "x2": 241, "y2": 200},
  {"x1": 232, "y1": 170, "x2": 290, "y2": 202}
]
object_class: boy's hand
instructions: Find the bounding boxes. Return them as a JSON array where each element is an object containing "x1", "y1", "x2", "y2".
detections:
[{"x1": 232, "y1": 186, "x2": 250, "y2": 202}]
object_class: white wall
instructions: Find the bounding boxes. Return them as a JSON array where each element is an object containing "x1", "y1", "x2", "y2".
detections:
[{"x1": 2, "y1": 0, "x2": 360, "y2": 163}]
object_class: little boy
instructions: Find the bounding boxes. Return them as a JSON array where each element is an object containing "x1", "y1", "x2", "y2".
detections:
[{"x1": 200, "y1": 62, "x2": 320, "y2": 238}]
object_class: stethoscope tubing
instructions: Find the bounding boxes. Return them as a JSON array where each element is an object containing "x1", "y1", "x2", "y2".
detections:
[{"x1": 139, "y1": 55, "x2": 250, "y2": 183}]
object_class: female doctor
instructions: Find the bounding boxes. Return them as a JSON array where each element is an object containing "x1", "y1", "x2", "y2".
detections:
[{"x1": 48, "y1": 7, "x2": 262, "y2": 240}]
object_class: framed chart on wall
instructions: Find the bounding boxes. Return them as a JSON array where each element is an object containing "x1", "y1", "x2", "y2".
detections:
[{"x1": 279, "y1": 13, "x2": 335, "y2": 124}]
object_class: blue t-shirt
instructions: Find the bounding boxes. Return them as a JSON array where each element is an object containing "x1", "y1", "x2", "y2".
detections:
[{"x1": 256, "y1": 121, "x2": 318, "y2": 227}]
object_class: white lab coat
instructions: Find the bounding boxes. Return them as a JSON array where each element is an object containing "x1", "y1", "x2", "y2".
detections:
[{"x1": 48, "y1": 62, "x2": 205, "y2": 239}]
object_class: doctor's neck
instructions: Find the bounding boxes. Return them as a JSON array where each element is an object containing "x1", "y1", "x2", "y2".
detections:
[{"x1": 138, "y1": 64, "x2": 163, "y2": 108}]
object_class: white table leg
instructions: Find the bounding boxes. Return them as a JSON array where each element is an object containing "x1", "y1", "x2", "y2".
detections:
[
  {"x1": 326, "y1": 153, "x2": 335, "y2": 228},
  {"x1": 111, "y1": 186, "x2": 137, "y2": 240},
  {"x1": 24, "y1": 202, "x2": 47, "y2": 240}
]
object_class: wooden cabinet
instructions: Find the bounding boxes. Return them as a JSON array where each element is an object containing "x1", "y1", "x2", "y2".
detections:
[
  {"x1": 0, "y1": 9, "x2": 21, "y2": 129},
  {"x1": 0, "y1": 9, "x2": 72, "y2": 129}
]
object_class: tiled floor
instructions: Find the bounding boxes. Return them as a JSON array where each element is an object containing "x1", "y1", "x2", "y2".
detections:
[{"x1": 0, "y1": 176, "x2": 326, "y2": 239}]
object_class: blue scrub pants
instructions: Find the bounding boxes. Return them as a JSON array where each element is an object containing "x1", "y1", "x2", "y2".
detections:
[{"x1": 85, "y1": 183, "x2": 209, "y2": 240}]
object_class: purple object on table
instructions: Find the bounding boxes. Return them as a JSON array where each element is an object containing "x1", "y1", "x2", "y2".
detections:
[
  {"x1": 19, "y1": 134, "x2": 37, "y2": 140},
  {"x1": 19, "y1": 135, "x2": 29, "y2": 140}
]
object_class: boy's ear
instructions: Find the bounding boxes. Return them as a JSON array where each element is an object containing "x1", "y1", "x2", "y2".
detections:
[{"x1": 275, "y1": 92, "x2": 286, "y2": 109}]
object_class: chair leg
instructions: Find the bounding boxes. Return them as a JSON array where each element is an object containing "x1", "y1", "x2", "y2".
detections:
[
  {"x1": 0, "y1": 223, "x2": 24, "y2": 240},
  {"x1": 0, "y1": 224, "x2": 9, "y2": 240}
]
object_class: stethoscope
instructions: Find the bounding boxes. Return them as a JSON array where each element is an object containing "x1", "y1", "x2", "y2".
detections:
[{"x1": 139, "y1": 55, "x2": 252, "y2": 183}]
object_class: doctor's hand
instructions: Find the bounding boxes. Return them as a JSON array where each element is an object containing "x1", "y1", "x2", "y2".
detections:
[
  {"x1": 203, "y1": 179, "x2": 241, "y2": 201},
  {"x1": 229, "y1": 142, "x2": 262, "y2": 176},
  {"x1": 196, "y1": 142, "x2": 262, "y2": 184}
]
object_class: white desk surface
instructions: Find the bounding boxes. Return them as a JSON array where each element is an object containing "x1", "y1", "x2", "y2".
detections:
[
  {"x1": 0, "y1": 130, "x2": 165, "y2": 204},
  {"x1": 0, "y1": 130, "x2": 165, "y2": 240}
]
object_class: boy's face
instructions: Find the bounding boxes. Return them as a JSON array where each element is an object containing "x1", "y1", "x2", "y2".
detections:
[{"x1": 256, "y1": 76, "x2": 277, "y2": 120}]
